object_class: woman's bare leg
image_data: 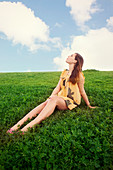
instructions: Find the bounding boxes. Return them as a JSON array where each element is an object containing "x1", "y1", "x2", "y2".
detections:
[
  {"x1": 21, "y1": 96, "x2": 67, "y2": 132},
  {"x1": 9, "y1": 100, "x2": 49, "y2": 131}
]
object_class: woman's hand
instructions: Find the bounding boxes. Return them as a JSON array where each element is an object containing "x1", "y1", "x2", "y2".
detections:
[{"x1": 88, "y1": 105, "x2": 97, "y2": 109}]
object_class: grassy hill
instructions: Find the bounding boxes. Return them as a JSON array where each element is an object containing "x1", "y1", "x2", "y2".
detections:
[{"x1": 0, "y1": 70, "x2": 113, "y2": 169}]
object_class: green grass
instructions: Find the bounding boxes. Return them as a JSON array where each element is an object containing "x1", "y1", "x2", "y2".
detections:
[{"x1": 0, "y1": 70, "x2": 113, "y2": 169}]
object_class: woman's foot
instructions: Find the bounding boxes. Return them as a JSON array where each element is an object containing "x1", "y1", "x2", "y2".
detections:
[
  {"x1": 7, "y1": 128, "x2": 25, "y2": 135},
  {"x1": 9, "y1": 124, "x2": 21, "y2": 132},
  {"x1": 7, "y1": 128, "x2": 15, "y2": 134}
]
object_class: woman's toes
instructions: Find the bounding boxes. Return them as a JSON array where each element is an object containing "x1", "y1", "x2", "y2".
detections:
[{"x1": 7, "y1": 128, "x2": 15, "y2": 134}]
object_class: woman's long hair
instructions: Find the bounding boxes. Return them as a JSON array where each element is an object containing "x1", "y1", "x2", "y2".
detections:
[{"x1": 69, "y1": 53, "x2": 84, "y2": 84}]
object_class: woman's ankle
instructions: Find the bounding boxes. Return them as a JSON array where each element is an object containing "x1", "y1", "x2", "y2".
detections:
[
  {"x1": 11, "y1": 124, "x2": 20, "y2": 131},
  {"x1": 21, "y1": 128, "x2": 27, "y2": 132}
]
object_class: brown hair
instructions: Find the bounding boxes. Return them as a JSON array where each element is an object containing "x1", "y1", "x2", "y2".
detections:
[{"x1": 69, "y1": 53, "x2": 84, "y2": 84}]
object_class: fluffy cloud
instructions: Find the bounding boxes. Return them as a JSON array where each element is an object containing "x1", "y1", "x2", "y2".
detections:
[
  {"x1": 54, "y1": 27, "x2": 113, "y2": 71},
  {"x1": 107, "y1": 17, "x2": 113, "y2": 31},
  {"x1": 0, "y1": 1, "x2": 62, "y2": 51},
  {"x1": 66, "y1": 0, "x2": 100, "y2": 30},
  {"x1": 55, "y1": 22, "x2": 62, "y2": 28}
]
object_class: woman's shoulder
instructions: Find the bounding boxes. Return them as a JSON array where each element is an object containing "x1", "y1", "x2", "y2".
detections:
[
  {"x1": 60, "y1": 69, "x2": 68, "y2": 78},
  {"x1": 79, "y1": 71, "x2": 85, "y2": 79},
  {"x1": 63, "y1": 69, "x2": 68, "y2": 72}
]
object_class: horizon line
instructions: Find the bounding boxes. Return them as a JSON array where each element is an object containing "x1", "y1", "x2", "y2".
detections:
[{"x1": 0, "y1": 68, "x2": 113, "y2": 73}]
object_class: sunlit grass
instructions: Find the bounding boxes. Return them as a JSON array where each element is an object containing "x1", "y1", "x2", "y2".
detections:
[{"x1": 0, "y1": 70, "x2": 113, "y2": 169}]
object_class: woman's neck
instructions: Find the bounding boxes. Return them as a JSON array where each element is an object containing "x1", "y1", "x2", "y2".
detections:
[{"x1": 68, "y1": 64, "x2": 74, "y2": 75}]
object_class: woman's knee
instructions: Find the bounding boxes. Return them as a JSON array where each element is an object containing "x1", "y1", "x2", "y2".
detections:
[
  {"x1": 45, "y1": 97, "x2": 53, "y2": 104},
  {"x1": 48, "y1": 96, "x2": 58, "y2": 103}
]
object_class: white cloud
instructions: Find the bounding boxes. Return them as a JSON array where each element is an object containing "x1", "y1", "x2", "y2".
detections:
[
  {"x1": 0, "y1": 1, "x2": 62, "y2": 52},
  {"x1": 53, "y1": 46, "x2": 72, "y2": 71},
  {"x1": 54, "y1": 27, "x2": 113, "y2": 71},
  {"x1": 107, "y1": 17, "x2": 113, "y2": 31},
  {"x1": 49, "y1": 37, "x2": 63, "y2": 50},
  {"x1": 66, "y1": 0, "x2": 100, "y2": 31},
  {"x1": 55, "y1": 22, "x2": 62, "y2": 28}
]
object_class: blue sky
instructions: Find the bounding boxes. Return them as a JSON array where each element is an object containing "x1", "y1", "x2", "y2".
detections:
[{"x1": 0, "y1": 0, "x2": 113, "y2": 72}]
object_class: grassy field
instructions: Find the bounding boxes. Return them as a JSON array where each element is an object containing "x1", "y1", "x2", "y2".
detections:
[{"x1": 0, "y1": 70, "x2": 113, "y2": 169}]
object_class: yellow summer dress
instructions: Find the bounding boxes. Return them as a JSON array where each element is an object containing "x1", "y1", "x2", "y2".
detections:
[{"x1": 57, "y1": 69, "x2": 85, "y2": 110}]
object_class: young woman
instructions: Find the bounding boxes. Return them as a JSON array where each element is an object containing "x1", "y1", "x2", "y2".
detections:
[{"x1": 7, "y1": 53, "x2": 96, "y2": 134}]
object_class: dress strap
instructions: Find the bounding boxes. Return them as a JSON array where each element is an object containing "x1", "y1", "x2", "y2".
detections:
[{"x1": 81, "y1": 72, "x2": 85, "y2": 79}]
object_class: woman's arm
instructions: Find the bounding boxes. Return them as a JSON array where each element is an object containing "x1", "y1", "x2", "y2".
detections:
[
  {"x1": 49, "y1": 78, "x2": 61, "y2": 97},
  {"x1": 77, "y1": 73, "x2": 96, "y2": 108}
]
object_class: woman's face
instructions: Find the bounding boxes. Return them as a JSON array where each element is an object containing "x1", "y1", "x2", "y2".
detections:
[{"x1": 66, "y1": 53, "x2": 77, "y2": 64}]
